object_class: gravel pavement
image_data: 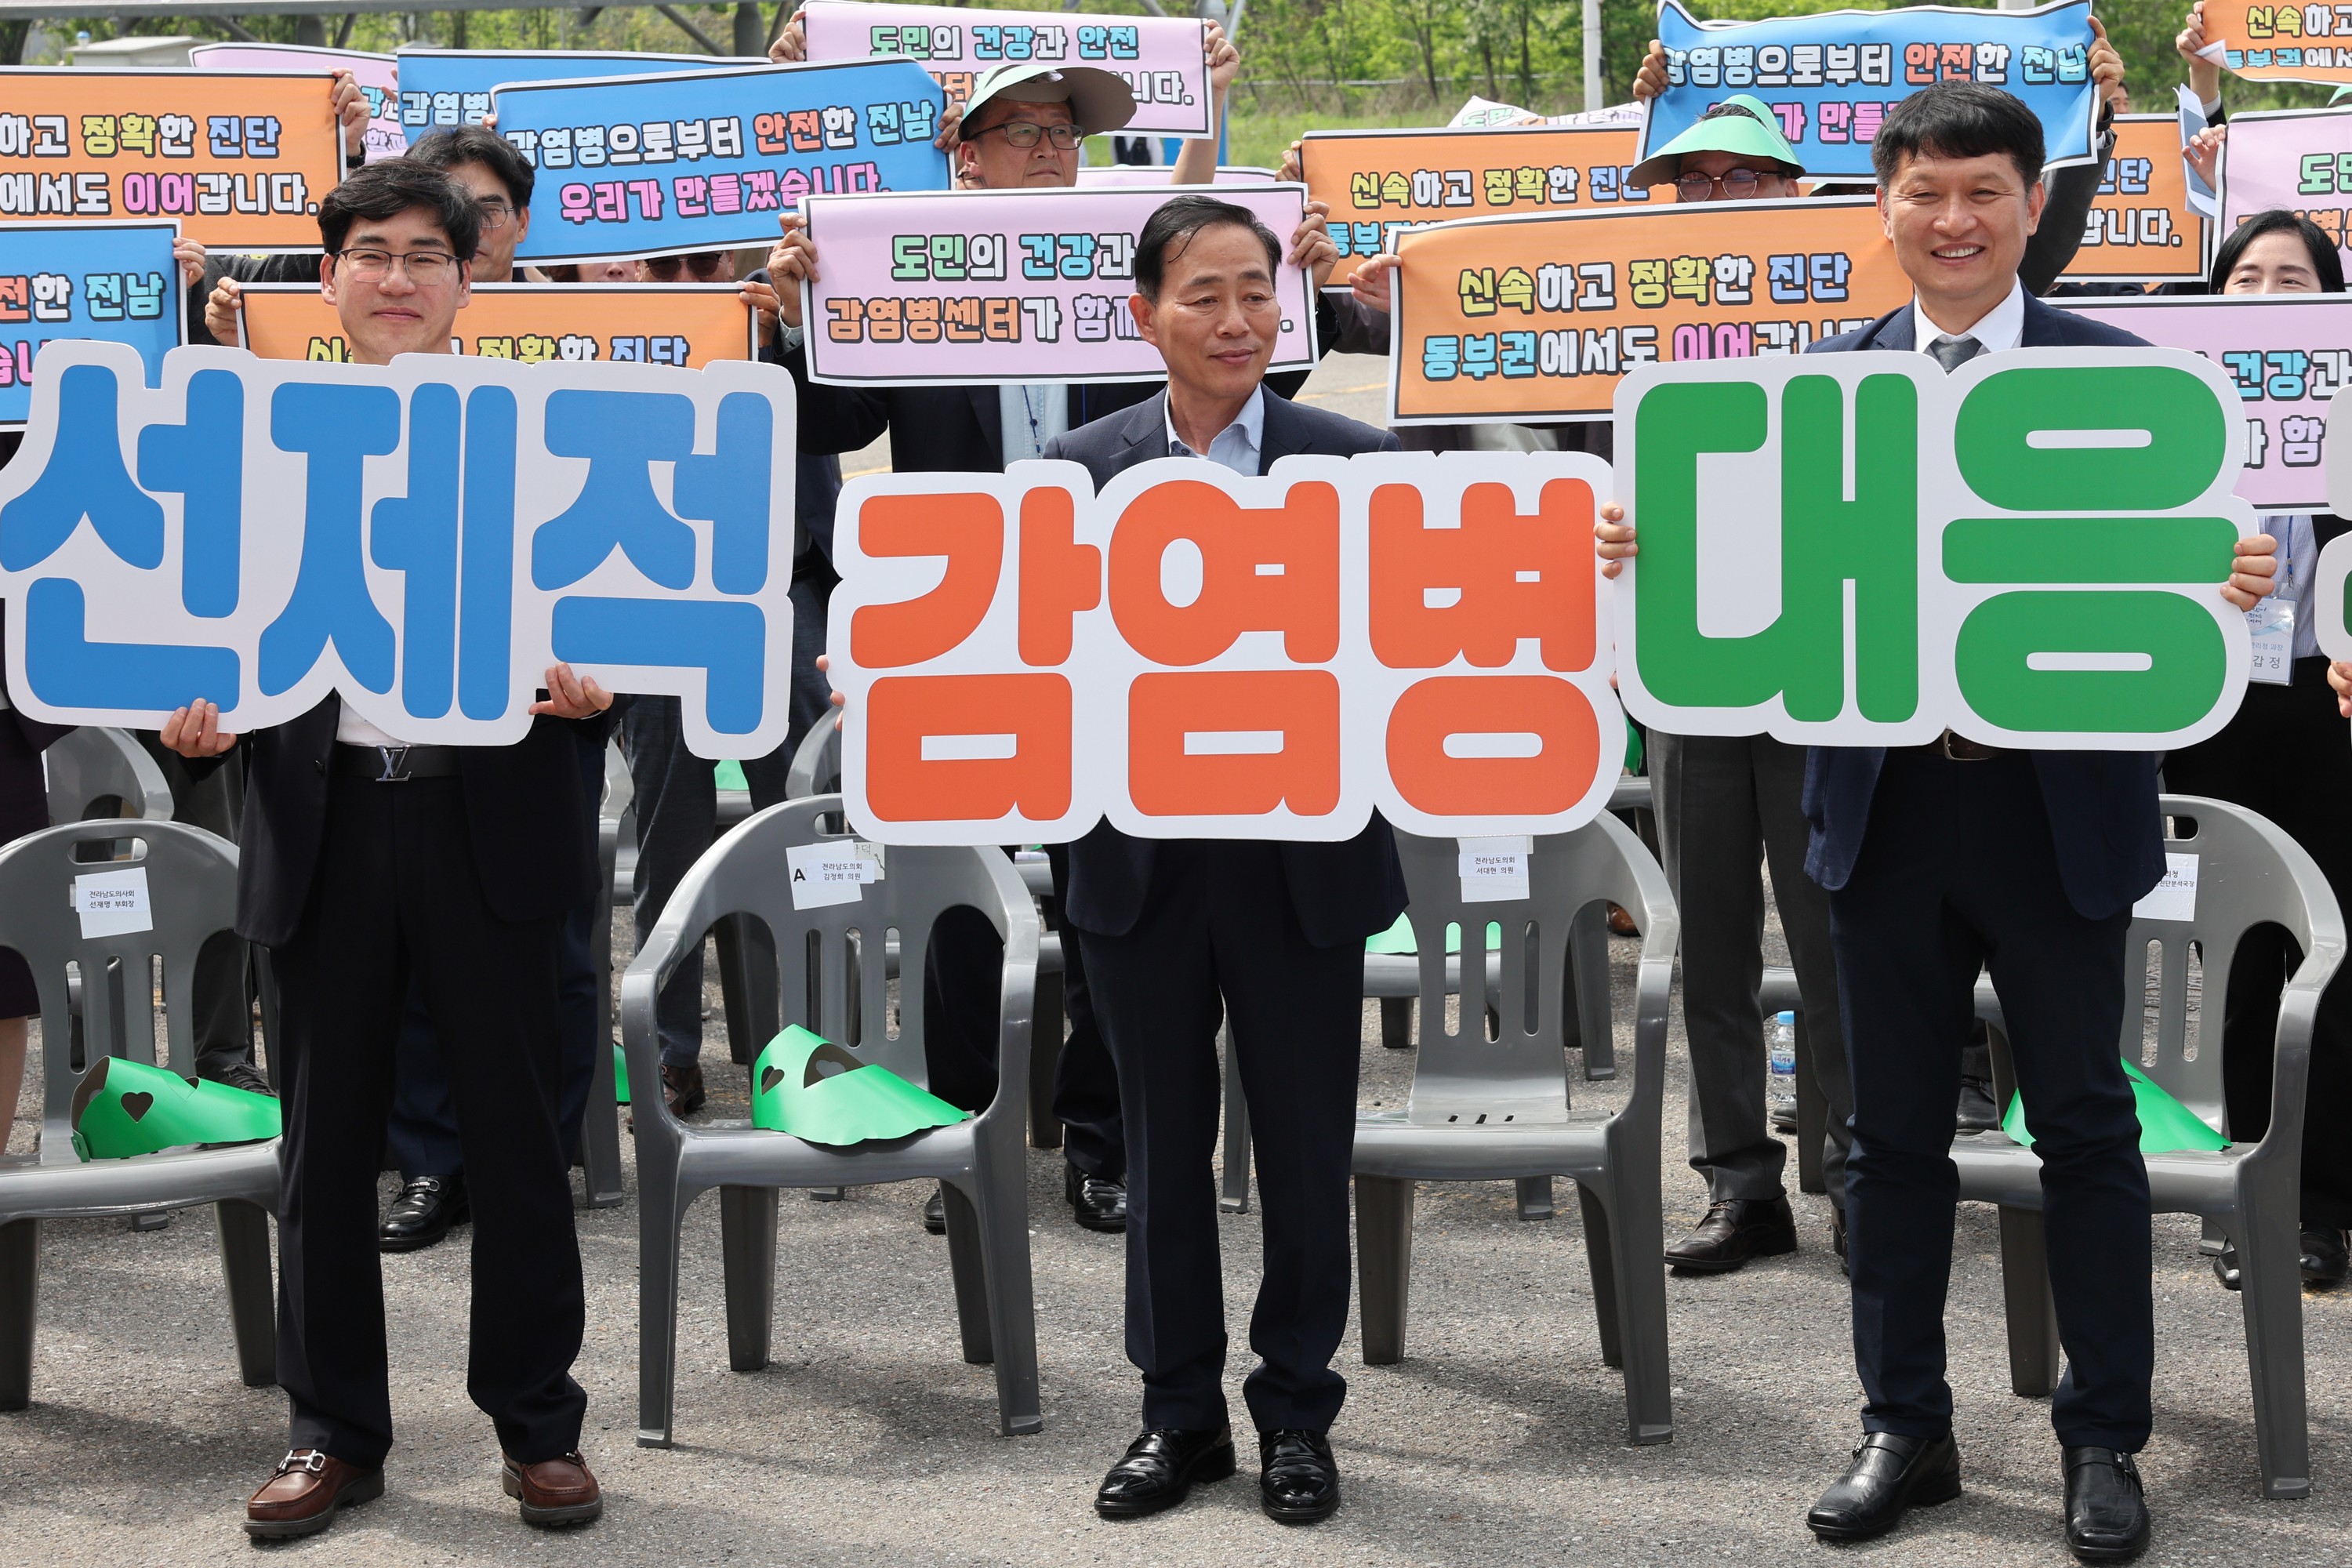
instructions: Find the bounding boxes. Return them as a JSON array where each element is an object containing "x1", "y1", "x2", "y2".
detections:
[{"x1": 4, "y1": 357, "x2": 2347, "y2": 1566}]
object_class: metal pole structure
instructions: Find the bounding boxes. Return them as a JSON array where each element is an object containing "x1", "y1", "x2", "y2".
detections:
[{"x1": 1584, "y1": 0, "x2": 1602, "y2": 110}]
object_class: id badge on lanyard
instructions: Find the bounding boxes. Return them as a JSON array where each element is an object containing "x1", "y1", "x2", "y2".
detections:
[{"x1": 2247, "y1": 524, "x2": 2297, "y2": 686}]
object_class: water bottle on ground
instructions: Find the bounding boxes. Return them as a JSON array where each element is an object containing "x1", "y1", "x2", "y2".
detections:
[{"x1": 1768, "y1": 1011, "x2": 1798, "y2": 1134}]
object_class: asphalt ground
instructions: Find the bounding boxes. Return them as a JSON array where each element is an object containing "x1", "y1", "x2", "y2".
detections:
[{"x1": 3, "y1": 357, "x2": 2347, "y2": 1565}]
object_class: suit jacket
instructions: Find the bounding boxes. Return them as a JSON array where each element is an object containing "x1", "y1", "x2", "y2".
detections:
[
  {"x1": 198, "y1": 697, "x2": 601, "y2": 948},
  {"x1": 1042, "y1": 387, "x2": 1410, "y2": 948},
  {"x1": 1798, "y1": 294, "x2": 2167, "y2": 920}
]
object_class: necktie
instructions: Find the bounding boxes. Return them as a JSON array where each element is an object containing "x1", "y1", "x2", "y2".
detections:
[{"x1": 1929, "y1": 335, "x2": 1983, "y2": 372}]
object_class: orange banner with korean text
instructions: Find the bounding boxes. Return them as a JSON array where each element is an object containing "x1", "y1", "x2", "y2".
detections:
[
  {"x1": 1388, "y1": 195, "x2": 1908, "y2": 424},
  {"x1": 2198, "y1": 0, "x2": 2352, "y2": 85},
  {"x1": 0, "y1": 69, "x2": 343, "y2": 251},
  {"x1": 826, "y1": 452, "x2": 1623, "y2": 844},
  {"x1": 236, "y1": 281, "x2": 757, "y2": 365},
  {"x1": 1299, "y1": 124, "x2": 1646, "y2": 291},
  {"x1": 2060, "y1": 114, "x2": 2205, "y2": 283}
]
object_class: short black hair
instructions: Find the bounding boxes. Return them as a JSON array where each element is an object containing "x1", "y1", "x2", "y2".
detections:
[
  {"x1": 1135, "y1": 195, "x2": 1281, "y2": 301},
  {"x1": 1871, "y1": 81, "x2": 2045, "y2": 191},
  {"x1": 408, "y1": 123, "x2": 535, "y2": 208},
  {"x1": 318, "y1": 157, "x2": 481, "y2": 260},
  {"x1": 2211, "y1": 208, "x2": 2345, "y2": 292}
]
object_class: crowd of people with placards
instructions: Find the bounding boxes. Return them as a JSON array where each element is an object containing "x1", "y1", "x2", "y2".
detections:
[{"x1": 0, "y1": 3, "x2": 2347, "y2": 1559}]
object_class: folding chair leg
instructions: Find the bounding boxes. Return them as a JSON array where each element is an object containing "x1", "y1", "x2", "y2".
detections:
[
  {"x1": 216, "y1": 1200, "x2": 276, "y2": 1388},
  {"x1": 2236, "y1": 1192, "x2": 2313, "y2": 1498},
  {"x1": 1218, "y1": 1022, "x2": 1250, "y2": 1214},
  {"x1": 1355, "y1": 1175, "x2": 1415, "y2": 1365},
  {"x1": 971, "y1": 1155, "x2": 1044, "y2": 1436},
  {"x1": 579, "y1": 1022, "x2": 626, "y2": 1210},
  {"x1": 1792, "y1": 1013, "x2": 1828, "y2": 1196},
  {"x1": 1576, "y1": 1183, "x2": 1623, "y2": 1370},
  {"x1": 0, "y1": 1218, "x2": 37, "y2": 1411},
  {"x1": 942, "y1": 1181, "x2": 994, "y2": 1367},
  {"x1": 1380, "y1": 996, "x2": 1413, "y2": 1049},
  {"x1": 719, "y1": 1185, "x2": 779, "y2": 1373},
  {"x1": 715, "y1": 913, "x2": 781, "y2": 1068},
  {"x1": 1599, "y1": 1171, "x2": 1673, "y2": 1445},
  {"x1": 1029, "y1": 967, "x2": 1065, "y2": 1151},
  {"x1": 636, "y1": 1169, "x2": 689, "y2": 1448},
  {"x1": 1995, "y1": 1205, "x2": 2060, "y2": 1399},
  {"x1": 1570, "y1": 902, "x2": 1615, "y2": 1080},
  {"x1": 1515, "y1": 1175, "x2": 1556, "y2": 1221}
]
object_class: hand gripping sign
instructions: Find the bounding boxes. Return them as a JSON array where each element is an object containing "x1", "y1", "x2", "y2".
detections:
[
  {"x1": 1615, "y1": 350, "x2": 2259, "y2": 751},
  {"x1": 0, "y1": 341, "x2": 797, "y2": 760},
  {"x1": 826, "y1": 451, "x2": 1622, "y2": 845}
]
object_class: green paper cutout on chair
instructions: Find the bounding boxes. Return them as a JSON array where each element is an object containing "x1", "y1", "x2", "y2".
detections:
[
  {"x1": 2002, "y1": 1058, "x2": 2230, "y2": 1154},
  {"x1": 1365, "y1": 916, "x2": 1504, "y2": 956},
  {"x1": 714, "y1": 759, "x2": 749, "y2": 793},
  {"x1": 68, "y1": 1055, "x2": 280, "y2": 1161},
  {"x1": 749, "y1": 1025, "x2": 971, "y2": 1146},
  {"x1": 614, "y1": 1044, "x2": 630, "y2": 1105}
]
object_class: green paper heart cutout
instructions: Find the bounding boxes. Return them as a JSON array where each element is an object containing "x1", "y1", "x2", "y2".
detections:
[
  {"x1": 2002, "y1": 1058, "x2": 2230, "y2": 1155},
  {"x1": 69, "y1": 1055, "x2": 280, "y2": 1161},
  {"x1": 749, "y1": 1025, "x2": 972, "y2": 1146}
]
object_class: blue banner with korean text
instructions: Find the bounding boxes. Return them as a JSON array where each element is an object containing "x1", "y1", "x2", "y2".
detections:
[
  {"x1": 393, "y1": 48, "x2": 738, "y2": 133},
  {"x1": 1637, "y1": 0, "x2": 2103, "y2": 183},
  {"x1": 0, "y1": 220, "x2": 184, "y2": 428},
  {"x1": 0, "y1": 343, "x2": 798, "y2": 758},
  {"x1": 494, "y1": 59, "x2": 953, "y2": 264}
]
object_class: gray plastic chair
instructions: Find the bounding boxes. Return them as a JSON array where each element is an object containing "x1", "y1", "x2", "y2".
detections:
[
  {"x1": 1957, "y1": 795, "x2": 2342, "y2": 1500},
  {"x1": 0, "y1": 819, "x2": 277, "y2": 1408},
  {"x1": 42, "y1": 727, "x2": 172, "y2": 825},
  {"x1": 784, "y1": 719, "x2": 841, "y2": 800},
  {"x1": 1352, "y1": 813, "x2": 1679, "y2": 1445},
  {"x1": 626, "y1": 794, "x2": 1043, "y2": 1446},
  {"x1": 574, "y1": 750, "x2": 626, "y2": 1210}
]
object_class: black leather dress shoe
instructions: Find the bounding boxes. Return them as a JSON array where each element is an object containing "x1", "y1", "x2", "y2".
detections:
[
  {"x1": 1066, "y1": 1161, "x2": 1127, "y2": 1232},
  {"x1": 1259, "y1": 1429, "x2": 1340, "y2": 1524},
  {"x1": 1094, "y1": 1426, "x2": 1236, "y2": 1519},
  {"x1": 1956, "y1": 1077, "x2": 2001, "y2": 1133},
  {"x1": 379, "y1": 1174, "x2": 468, "y2": 1253},
  {"x1": 922, "y1": 1185, "x2": 947, "y2": 1235},
  {"x1": 2063, "y1": 1446, "x2": 2150, "y2": 1562},
  {"x1": 1666, "y1": 1195, "x2": 1798, "y2": 1274},
  {"x1": 2303, "y1": 1227, "x2": 2348, "y2": 1286},
  {"x1": 203, "y1": 1061, "x2": 277, "y2": 1098},
  {"x1": 1806, "y1": 1430, "x2": 1962, "y2": 1541}
]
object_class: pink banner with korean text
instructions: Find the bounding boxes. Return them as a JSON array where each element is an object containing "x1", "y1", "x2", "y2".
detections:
[
  {"x1": 2216, "y1": 104, "x2": 2352, "y2": 266},
  {"x1": 190, "y1": 43, "x2": 404, "y2": 162},
  {"x1": 2049, "y1": 292, "x2": 2351, "y2": 514},
  {"x1": 799, "y1": 183, "x2": 1316, "y2": 387}
]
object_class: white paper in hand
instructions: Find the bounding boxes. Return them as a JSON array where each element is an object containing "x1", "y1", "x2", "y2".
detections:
[
  {"x1": 2132, "y1": 852, "x2": 2199, "y2": 924},
  {"x1": 1458, "y1": 835, "x2": 1532, "y2": 903},
  {"x1": 786, "y1": 840, "x2": 884, "y2": 910},
  {"x1": 74, "y1": 867, "x2": 154, "y2": 939}
]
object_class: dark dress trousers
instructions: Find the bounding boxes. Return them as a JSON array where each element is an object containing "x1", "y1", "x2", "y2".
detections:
[
  {"x1": 1802, "y1": 296, "x2": 2163, "y2": 1451},
  {"x1": 196, "y1": 696, "x2": 598, "y2": 1468},
  {"x1": 1042, "y1": 390, "x2": 1408, "y2": 1433}
]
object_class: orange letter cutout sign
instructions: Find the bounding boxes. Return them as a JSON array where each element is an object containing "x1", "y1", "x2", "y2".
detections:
[
  {"x1": 848, "y1": 493, "x2": 1004, "y2": 667},
  {"x1": 1385, "y1": 675, "x2": 1600, "y2": 817},
  {"x1": 863, "y1": 673, "x2": 1073, "y2": 822},
  {"x1": 1369, "y1": 478, "x2": 1596, "y2": 670},
  {"x1": 1127, "y1": 671, "x2": 1341, "y2": 818},
  {"x1": 1106, "y1": 479, "x2": 1341, "y2": 665}
]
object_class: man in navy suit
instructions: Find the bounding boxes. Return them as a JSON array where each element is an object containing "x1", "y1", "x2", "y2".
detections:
[
  {"x1": 1044, "y1": 195, "x2": 1406, "y2": 1526},
  {"x1": 1599, "y1": 82, "x2": 2278, "y2": 1561}
]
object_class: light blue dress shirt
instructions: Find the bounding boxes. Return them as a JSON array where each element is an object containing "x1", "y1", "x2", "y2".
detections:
[{"x1": 1163, "y1": 386, "x2": 1265, "y2": 477}]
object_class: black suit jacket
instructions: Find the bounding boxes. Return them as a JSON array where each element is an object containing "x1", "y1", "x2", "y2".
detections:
[
  {"x1": 198, "y1": 697, "x2": 601, "y2": 948},
  {"x1": 1042, "y1": 387, "x2": 1409, "y2": 949},
  {"x1": 1798, "y1": 295, "x2": 2169, "y2": 920}
]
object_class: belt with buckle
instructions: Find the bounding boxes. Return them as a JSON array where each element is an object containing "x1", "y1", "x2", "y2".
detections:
[
  {"x1": 332, "y1": 742, "x2": 461, "y2": 782},
  {"x1": 1925, "y1": 730, "x2": 2005, "y2": 762}
]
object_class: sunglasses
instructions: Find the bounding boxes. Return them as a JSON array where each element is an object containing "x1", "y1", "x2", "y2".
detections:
[{"x1": 642, "y1": 252, "x2": 731, "y2": 279}]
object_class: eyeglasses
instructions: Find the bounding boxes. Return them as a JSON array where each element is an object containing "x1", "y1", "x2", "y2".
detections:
[
  {"x1": 977, "y1": 121, "x2": 1085, "y2": 151},
  {"x1": 1675, "y1": 169, "x2": 1767, "y2": 202},
  {"x1": 333, "y1": 248, "x2": 462, "y2": 283},
  {"x1": 642, "y1": 252, "x2": 731, "y2": 280},
  {"x1": 474, "y1": 198, "x2": 516, "y2": 231}
]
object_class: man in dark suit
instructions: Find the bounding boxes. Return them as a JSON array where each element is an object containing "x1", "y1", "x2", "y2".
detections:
[
  {"x1": 1597, "y1": 82, "x2": 2278, "y2": 1563},
  {"x1": 158, "y1": 158, "x2": 610, "y2": 1541},
  {"x1": 764, "y1": 57, "x2": 1347, "y2": 1236},
  {"x1": 1039, "y1": 194, "x2": 1404, "y2": 1526}
]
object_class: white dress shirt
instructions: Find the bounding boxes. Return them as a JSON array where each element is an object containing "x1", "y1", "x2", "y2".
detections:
[
  {"x1": 1163, "y1": 385, "x2": 1266, "y2": 477},
  {"x1": 1000, "y1": 382, "x2": 1069, "y2": 467},
  {"x1": 1911, "y1": 278, "x2": 2026, "y2": 358},
  {"x1": 335, "y1": 707, "x2": 418, "y2": 749}
]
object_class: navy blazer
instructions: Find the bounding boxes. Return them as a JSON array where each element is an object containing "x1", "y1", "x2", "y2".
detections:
[
  {"x1": 1042, "y1": 388, "x2": 1410, "y2": 948},
  {"x1": 1798, "y1": 295, "x2": 2169, "y2": 920}
]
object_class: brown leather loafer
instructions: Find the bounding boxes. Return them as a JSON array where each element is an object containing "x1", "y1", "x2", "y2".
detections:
[
  {"x1": 502, "y1": 1450, "x2": 603, "y2": 1528},
  {"x1": 244, "y1": 1449, "x2": 384, "y2": 1539}
]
